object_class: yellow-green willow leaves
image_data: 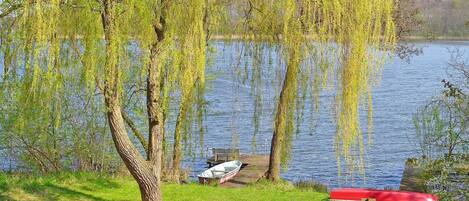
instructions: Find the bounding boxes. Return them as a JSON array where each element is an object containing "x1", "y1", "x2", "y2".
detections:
[
  {"x1": 334, "y1": 0, "x2": 395, "y2": 177},
  {"x1": 233, "y1": 0, "x2": 395, "y2": 178},
  {"x1": 1, "y1": 0, "x2": 395, "y2": 183},
  {"x1": 7, "y1": 0, "x2": 210, "y2": 122}
]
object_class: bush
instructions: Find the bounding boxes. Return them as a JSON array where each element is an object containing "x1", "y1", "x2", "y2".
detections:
[{"x1": 294, "y1": 180, "x2": 328, "y2": 193}]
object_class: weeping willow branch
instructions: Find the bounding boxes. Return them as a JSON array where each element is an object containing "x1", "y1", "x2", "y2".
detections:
[
  {"x1": 235, "y1": 0, "x2": 396, "y2": 180},
  {"x1": 3, "y1": 0, "x2": 396, "y2": 198},
  {"x1": 122, "y1": 111, "x2": 149, "y2": 154},
  {"x1": 0, "y1": 3, "x2": 21, "y2": 19}
]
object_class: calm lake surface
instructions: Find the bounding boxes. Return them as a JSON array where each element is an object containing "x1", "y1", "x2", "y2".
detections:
[
  {"x1": 182, "y1": 41, "x2": 469, "y2": 189},
  {"x1": 1, "y1": 41, "x2": 468, "y2": 189}
]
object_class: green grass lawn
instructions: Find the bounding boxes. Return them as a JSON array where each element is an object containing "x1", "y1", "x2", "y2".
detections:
[{"x1": 0, "y1": 172, "x2": 328, "y2": 201}]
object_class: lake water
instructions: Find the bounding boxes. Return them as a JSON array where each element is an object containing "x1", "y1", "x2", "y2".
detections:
[
  {"x1": 1, "y1": 41, "x2": 468, "y2": 189},
  {"x1": 182, "y1": 41, "x2": 469, "y2": 189}
]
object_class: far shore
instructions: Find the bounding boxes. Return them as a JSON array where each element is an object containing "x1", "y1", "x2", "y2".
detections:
[
  {"x1": 400, "y1": 35, "x2": 469, "y2": 41},
  {"x1": 209, "y1": 34, "x2": 469, "y2": 42}
]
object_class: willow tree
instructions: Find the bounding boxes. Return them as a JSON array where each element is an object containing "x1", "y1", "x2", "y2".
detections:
[
  {"x1": 2, "y1": 0, "x2": 210, "y2": 200},
  {"x1": 235, "y1": 0, "x2": 395, "y2": 181},
  {"x1": 102, "y1": 0, "x2": 210, "y2": 199},
  {"x1": 170, "y1": 0, "x2": 224, "y2": 182},
  {"x1": 2, "y1": 0, "x2": 395, "y2": 200}
]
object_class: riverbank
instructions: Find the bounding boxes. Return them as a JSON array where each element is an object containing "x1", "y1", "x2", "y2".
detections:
[{"x1": 0, "y1": 172, "x2": 328, "y2": 201}]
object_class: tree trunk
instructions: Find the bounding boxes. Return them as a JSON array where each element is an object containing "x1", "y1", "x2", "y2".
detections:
[
  {"x1": 171, "y1": 97, "x2": 190, "y2": 183},
  {"x1": 146, "y1": 41, "x2": 164, "y2": 180},
  {"x1": 102, "y1": 1, "x2": 163, "y2": 200},
  {"x1": 267, "y1": 52, "x2": 299, "y2": 181},
  {"x1": 146, "y1": 0, "x2": 167, "y2": 180},
  {"x1": 172, "y1": 119, "x2": 182, "y2": 182},
  {"x1": 161, "y1": 117, "x2": 167, "y2": 175},
  {"x1": 107, "y1": 106, "x2": 162, "y2": 201}
]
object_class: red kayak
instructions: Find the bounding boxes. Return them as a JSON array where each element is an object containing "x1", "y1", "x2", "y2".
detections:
[{"x1": 330, "y1": 188, "x2": 438, "y2": 201}]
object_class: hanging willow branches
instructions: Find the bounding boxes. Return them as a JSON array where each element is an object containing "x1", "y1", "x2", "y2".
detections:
[
  {"x1": 1, "y1": 0, "x2": 396, "y2": 199},
  {"x1": 1, "y1": 0, "x2": 213, "y2": 199},
  {"x1": 227, "y1": 0, "x2": 395, "y2": 180}
]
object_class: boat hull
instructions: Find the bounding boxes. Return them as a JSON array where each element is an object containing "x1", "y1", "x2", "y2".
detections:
[
  {"x1": 330, "y1": 188, "x2": 438, "y2": 201},
  {"x1": 197, "y1": 160, "x2": 242, "y2": 185}
]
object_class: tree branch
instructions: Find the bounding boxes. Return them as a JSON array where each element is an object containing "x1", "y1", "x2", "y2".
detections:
[
  {"x1": 0, "y1": 3, "x2": 22, "y2": 19},
  {"x1": 122, "y1": 111, "x2": 149, "y2": 154}
]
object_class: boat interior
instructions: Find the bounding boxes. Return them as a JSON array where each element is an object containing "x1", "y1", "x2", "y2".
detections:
[{"x1": 199, "y1": 161, "x2": 241, "y2": 178}]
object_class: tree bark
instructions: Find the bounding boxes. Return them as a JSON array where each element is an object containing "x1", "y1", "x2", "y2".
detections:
[
  {"x1": 161, "y1": 114, "x2": 167, "y2": 175},
  {"x1": 147, "y1": 0, "x2": 168, "y2": 180},
  {"x1": 267, "y1": 52, "x2": 299, "y2": 181},
  {"x1": 171, "y1": 96, "x2": 191, "y2": 183},
  {"x1": 146, "y1": 40, "x2": 164, "y2": 181},
  {"x1": 172, "y1": 116, "x2": 182, "y2": 182},
  {"x1": 102, "y1": 0, "x2": 162, "y2": 200},
  {"x1": 107, "y1": 106, "x2": 162, "y2": 201}
]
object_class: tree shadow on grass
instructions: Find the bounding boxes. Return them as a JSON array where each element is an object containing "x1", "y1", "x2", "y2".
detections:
[
  {"x1": 82, "y1": 177, "x2": 121, "y2": 190},
  {"x1": 22, "y1": 182, "x2": 108, "y2": 201},
  {"x1": 0, "y1": 194, "x2": 15, "y2": 201},
  {"x1": 46, "y1": 183, "x2": 108, "y2": 201}
]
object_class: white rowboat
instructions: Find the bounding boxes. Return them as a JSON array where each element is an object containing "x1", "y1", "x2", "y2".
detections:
[{"x1": 197, "y1": 160, "x2": 242, "y2": 184}]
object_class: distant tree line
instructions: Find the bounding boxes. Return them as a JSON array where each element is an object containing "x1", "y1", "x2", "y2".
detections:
[{"x1": 406, "y1": 0, "x2": 469, "y2": 37}]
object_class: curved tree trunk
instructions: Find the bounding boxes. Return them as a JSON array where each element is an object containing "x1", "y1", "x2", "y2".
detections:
[
  {"x1": 106, "y1": 106, "x2": 162, "y2": 201},
  {"x1": 267, "y1": 52, "x2": 299, "y2": 181},
  {"x1": 102, "y1": 0, "x2": 164, "y2": 200}
]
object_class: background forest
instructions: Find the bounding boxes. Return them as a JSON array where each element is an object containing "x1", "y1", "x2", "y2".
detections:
[{"x1": 401, "y1": 0, "x2": 469, "y2": 38}]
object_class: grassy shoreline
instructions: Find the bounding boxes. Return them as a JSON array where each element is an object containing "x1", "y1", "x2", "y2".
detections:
[{"x1": 0, "y1": 172, "x2": 328, "y2": 201}]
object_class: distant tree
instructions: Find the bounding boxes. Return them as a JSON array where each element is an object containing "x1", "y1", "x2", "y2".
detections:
[
  {"x1": 414, "y1": 0, "x2": 469, "y2": 37},
  {"x1": 394, "y1": 0, "x2": 423, "y2": 38},
  {"x1": 393, "y1": 0, "x2": 424, "y2": 63}
]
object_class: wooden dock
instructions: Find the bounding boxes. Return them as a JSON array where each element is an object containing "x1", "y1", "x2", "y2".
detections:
[{"x1": 220, "y1": 155, "x2": 269, "y2": 188}]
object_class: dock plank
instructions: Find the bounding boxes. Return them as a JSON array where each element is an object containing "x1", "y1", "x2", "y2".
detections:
[{"x1": 220, "y1": 155, "x2": 269, "y2": 188}]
